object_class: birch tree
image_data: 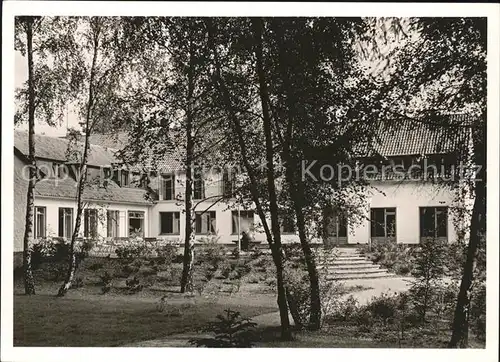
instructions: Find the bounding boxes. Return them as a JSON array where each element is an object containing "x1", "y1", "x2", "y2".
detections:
[
  {"x1": 14, "y1": 16, "x2": 78, "y2": 295},
  {"x1": 57, "y1": 16, "x2": 142, "y2": 296}
]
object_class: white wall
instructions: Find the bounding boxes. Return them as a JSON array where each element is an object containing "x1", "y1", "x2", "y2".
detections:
[{"x1": 348, "y1": 181, "x2": 465, "y2": 244}]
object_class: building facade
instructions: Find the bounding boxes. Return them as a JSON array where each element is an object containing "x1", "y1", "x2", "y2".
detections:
[{"x1": 13, "y1": 118, "x2": 472, "y2": 254}]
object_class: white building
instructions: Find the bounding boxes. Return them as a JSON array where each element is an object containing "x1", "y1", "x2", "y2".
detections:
[{"x1": 13, "y1": 118, "x2": 472, "y2": 256}]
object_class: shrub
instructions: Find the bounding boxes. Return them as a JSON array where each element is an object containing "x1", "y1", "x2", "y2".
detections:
[
  {"x1": 155, "y1": 244, "x2": 178, "y2": 265},
  {"x1": 115, "y1": 239, "x2": 152, "y2": 259},
  {"x1": 100, "y1": 271, "x2": 113, "y2": 294},
  {"x1": 138, "y1": 265, "x2": 158, "y2": 277},
  {"x1": 70, "y1": 277, "x2": 84, "y2": 289},
  {"x1": 409, "y1": 238, "x2": 447, "y2": 321},
  {"x1": 46, "y1": 263, "x2": 67, "y2": 282},
  {"x1": 88, "y1": 262, "x2": 104, "y2": 271},
  {"x1": 76, "y1": 239, "x2": 95, "y2": 261},
  {"x1": 31, "y1": 238, "x2": 57, "y2": 268},
  {"x1": 189, "y1": 309, "x2": 257, "y2": 347},
  {"x1": 125, "y1": 276, "x2": 144, "y2": 294},
  {"x1": 469, "y1": 282, "x2": 486, "y2": 341},
  {"x1": 99, "y1": 271, "x2": 113, "y2": 286},
  {"x1": 283, "y1": 264, "x2": 311, "y2": 328},
  {"x1": 359, "y1": 243, "x2": 417, "y2": 276},
  {"x1": 322, "y1": 295, "x2": 362, "y2": 324},
  {"x1": 365, "y1": 292, "x2": 399, "y2": 325}
]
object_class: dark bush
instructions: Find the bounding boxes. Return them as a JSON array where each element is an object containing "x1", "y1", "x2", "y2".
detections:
[
  {"x1": 125, "y1": 276, "x2": 144, "y2": 294},
  {"x1": 189, "y1": 309, "x2": 257, "y2": 347},
  {"x1": 365, "y1": 292, "x2": 399, "y2": 325},
  {"x1": 469, "y1": 283, "x2": 486, "y2": 341},
  {"x1": 70, "y1": 277, "x2": 84, "y2": 289}
]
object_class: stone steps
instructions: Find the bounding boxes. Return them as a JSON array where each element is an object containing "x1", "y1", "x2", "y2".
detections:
[
  {"x1": 318, "y1": 263, "x2": 380, "y2": 270},
  {"x1": 316, "y1": 247, "x2": 394, "y2": 280},
  {"x1": 325, "y1": 271, "x2": 397, "y2": 280}
]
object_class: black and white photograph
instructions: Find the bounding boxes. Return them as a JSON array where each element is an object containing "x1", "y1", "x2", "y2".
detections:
[{"x1": 1, "y1": 1, "x2": 499, "y2": 360}]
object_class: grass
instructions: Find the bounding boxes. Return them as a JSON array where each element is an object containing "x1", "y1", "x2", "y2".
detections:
[
  {"x1": 14, "y1": 293, "x2": 275, "y2": 347},
  {"x1": 13, "y1": 253, "x2": 279, "y2": 347}
]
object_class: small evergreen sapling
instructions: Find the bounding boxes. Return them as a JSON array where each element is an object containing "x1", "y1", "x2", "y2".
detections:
[{"x1": 189, "y1": 309, "x2": 257, "y2": 347}]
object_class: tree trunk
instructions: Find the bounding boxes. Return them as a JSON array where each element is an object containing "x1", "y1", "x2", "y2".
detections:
[
  {"x1": 22, "y1": 18, "x2": 36, "y2": 295},
  {"x1": 58, "y1": 30, "x2": 99, "y2": 297},
  {"x1": 180, "y1": 167, "x2": 195, "y2": 293},
  {"x1": 180, "y1": 40, "x2": 196, "y2": 294},
  {"x1": 288, "y1": 175, "x2": 322, "y2": 330},
  {"x1": 206, "y1": 18, "x2": 292, "y2": 340},
  {"x1": 251, "y1": 18, "x2": 295, "y2": 337},
  {"x1": 448, "y1": 123, "x2": 486, "y2": 348},
  {"x1": 267, "y1": 20, "x2": 323, "y2": 330}
]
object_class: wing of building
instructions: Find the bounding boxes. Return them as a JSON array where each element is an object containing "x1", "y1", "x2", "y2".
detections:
[{"x1": 13, "y1": 115, "x2": 474, "y2": 256}]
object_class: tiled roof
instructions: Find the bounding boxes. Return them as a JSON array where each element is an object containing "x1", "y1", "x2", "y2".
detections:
[
  {"x1": 358, "y1": 114, "x2": 472, "y2": 158},
  {"x1": 14, "y1": 131, "x2": 153, "y2": 205},
  {"x1": 88, "y1": 132, "x2": 129, "y2": 151},
  {"x1": 14, "y1": 131, "x2": 117, "y2": 167},
  {"x1": 88, "y1": 131, "x2": 184, "y2": 173},
  {"x1": 33, "y1": 177, "x2": 152, "y2": 205}
]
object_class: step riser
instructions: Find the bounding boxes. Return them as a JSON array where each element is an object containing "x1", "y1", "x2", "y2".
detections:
[
  {"x1": 326, "y1": 274, "x2": 396, "y2": 280},
  {"x1": 318, "y1": 265, "x2": 381, "y2": 270},
  {"x1": 315, "y1": 249, "x2": 396, "y2": 280}
]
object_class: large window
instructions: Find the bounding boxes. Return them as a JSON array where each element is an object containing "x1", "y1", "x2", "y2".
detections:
[
  {"x1": 160, "y1": 212, "x2": 180, "y2": 235},
  {"x1": 232, "y1": 211, "x2": 254, "y2": 234},
  {"x1": 195, "y1": 211, "x2": 216, "y2": 234},
  {"x1": 222, "y1": 170, "x2": 235, "y2": 198},
  {"x1": 84, "y1": 209, "x2": 98, "y2": 238},
  {"x1": 34, "y1": 206, "x2": 46, "y2": 238},
  {"x1": 280, "y1": 214, "x2": 296, "y2": 234},
  {"x1": 128, "y1": 211, "x2": 144, "y2": 237},
  {"x1": 370, "y1": 208, "x2": 396, "y2": 238},
  {"x1": 323, "y1": 208, "x2": 347, "y2": 242},
  {"x1": 193, "y1": 168, "x2": 205, "y2": 200},
  {"x1": 161, "y1": 174, "x2": 175, "y2": 200},
  {"x1": 107, "y1": 210, "x2": 120, "y2": 238},
  {"x1": 420, "y1": 207, "x2": 448, "y2": 239},
  {"x1": 58, "y1": 208, "x2": 74, "y2": 239}
]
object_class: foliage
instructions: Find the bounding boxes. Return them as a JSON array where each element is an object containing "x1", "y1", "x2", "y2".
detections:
[
  {"x1": 115, "y1": 239, "x2": 151, "y2": 259},
  {"x1": 409, "y1": 238, "x2": 447, "y2": 321},
  {"x1": 125, "y1": 276, "x2": 144, "y2": 294},
  {"x1": 155, "y1": 244, "x2": 178, "y2": 265},
  {"x1": 358, "y1": 243, "x2": 417, "y2": 276},
  {"x1": 469, "y1": 282, "x2": 486, "y2": 341},
  {"x1": 283, "y1": 262, "x2": 311, "y2": 327},
  {"x1": 189, "y1": 309, "x2": 257, "y2": 347}
]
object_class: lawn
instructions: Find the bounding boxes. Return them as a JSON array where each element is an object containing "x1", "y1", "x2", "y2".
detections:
[
  {"x1": 14, "y1": 293, "x2": 275, "y2": 347},
  {"x1": 13, "y1": 252, "x2": 279, "y2": 347}
]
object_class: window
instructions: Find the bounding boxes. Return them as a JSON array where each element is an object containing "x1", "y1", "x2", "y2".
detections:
[
  {"x1": 280, "y1": 214, "x2": 296, "y2": 234},
  {"x1": 232, "y1": 211, "x2": 254, "y2": 234},
  {"x1": 193, "y1": 168, "x2": 205, "y2": 200},
  {"x1": 323, "y1": 208, "x2": 347, "y2": 238},
  {"x1": 34, "y1": 206, "x2": 46, "y2": 238},
  {"x1": 370, "y1": 208, "x2": 396, "y2": 238},
  {"x1": 420, "y1": 207, "x2": 448, "y2": 239},
  {"x1": 128, "y1": 211, "x2": 144, "y2": 237},
  {"x1": 160, "y1": 212, "x2": 180, "y2": 235},
  {"x1": 121, "y1": 170, "x2": 129, "y2": 187},
  {"x1": 52, "y1": 162, "x2": 63, "y2": 178},
  {"x1": 161, "y1": 174, "x2": 175, "y2": 200},
  {"x1": 107, "y1": 210, "x2": 120, "y2": 238},
  {"x1": 112, "y1": 169, "x2": 129, "y2": 187},
  {"x1": 222, "y1": 170, "x2": 235, "y2": 198},
  {"x1": 58, "y1": 208, "x2": 74, "y2": 239},
  {"x1": 84, "y1": 209, "x2": 98, "y2": 238},
  {"x1": 195, "y1": 211, "x2": 216, "y2": 234}
]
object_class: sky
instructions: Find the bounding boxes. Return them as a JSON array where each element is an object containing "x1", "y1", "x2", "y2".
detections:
[
  {"x1": 14, "y1": 50, "x2": 81, "y2": 137},
  {"x1": 13, "y1": 18, "x2": 413, "y2": 137}
]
